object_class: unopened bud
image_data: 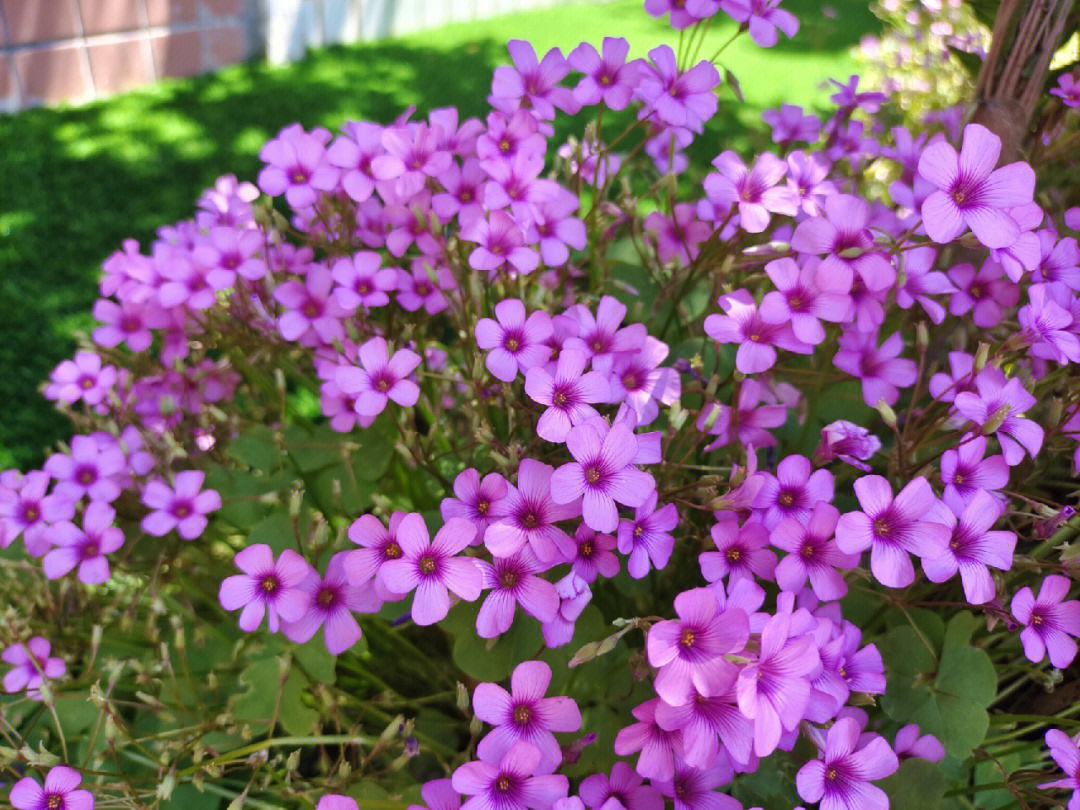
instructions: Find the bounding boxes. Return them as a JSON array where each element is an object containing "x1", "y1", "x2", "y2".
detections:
[
  {"x1": 469, "y1": 715, "x2": 484, "y2": 736},
  {"x1": 1049, "y1": 398, "x2": 1064, "y2": 427},
  {"x1": 289, "y1": 489, "x2": 303, "y2": 518},
  {"x1": 876, "y1": 400, "x2": 897, "y2": 429},
  {"x1": 286, "y1": 750, "x2": 301, "y2": 772},
  {"x1": 456, "y1": 682, "x2": 470, "y2": 713},
  {"x1": 982, "y1": 404, "x2": 1011, "y2": 435},
  {"x1": 379, "y1": 714, "x2": 405, "y2": 744},
  {"x1": 157, "y1": 774, "x2": 177, "y2": 801},
  {"x1": 916, "y1": 322, "x2": 929, "y2": 350},
  {"x1": 974, "y1": 343, "x2": 989, "y2": 371},
  {"x1": 700, "y1": 403, "x2": 721, "y2": 432}
]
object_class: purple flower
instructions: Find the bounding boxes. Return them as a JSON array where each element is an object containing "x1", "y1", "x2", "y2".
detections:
[
  {"x1": 1033, "y1": 230, "x2": 1080, "y2": 293},
  {"x1": 542, "y1": 572, "x2": 592, "y2": 648},
  {"x1": 45, "y1": 351, "x2": 117, "y2": 407},
  {"x1": 3, "y1": 637, "x2": 66, "y2": 699},
  {"x1": 928, "y1": 351, "x2": 978, "y2": 404},
  {"x1": 525, "y1": 349, "x2": 611, "y2": 442},
  {"x1": 321, "y1": 797, "x2": 360, "y2": 810},
  {"x1": 759, "y1": 258, "x2": 849, "y2": 345},
  {"x1": 617, "y1": 492, "x2": 679, "y2": 579},
  {"x1": 721, "y1": 0, "x2": 799, "y2": 47},
  {"x1": 140, "y1": 470, "x2": 221, "y2": 540},
  {"x1": 1016, "y1": 283, "x2": 1080, "y2": 365},
  {"x1": 274, "y1": 265, "x2": 347, "y2": 346},
  {"x1": 473, "y1": 660, "x2": 582, "y2": 772},
  {"x1": 704, "y1": 151, "x2": 797, "y2": 233},
  {"x1": 0, "y1": 471, "x2": 75, "y2": 556},
  {"x1": 396, "y1": 261, "x2": 454, "y2": 314},
  {"x1": 477, "y1": 110, "x2": 546, "y2": 163},
  {"x1": 947, "y1": 259, "x2": 1019, "y2": 327},
  {"x1": 452, "y1": 742, "x2": 569, "y2": 810},
  {"x1": 762, "y1": 104, "x2": 820, "y2": 144},
  {"x1": 644, "y1": 204, "x2": 710, "y2": 264},
  {"x1": 940, "y1": 435, "x2": 1009, "y2": 507},
  {"x1": 476, "y1": 545, "x2": 559, "y2": 638},
  {"x1": 772, "y1": 502, "x2": 859, "y2": 601},
  {"x1": 372, "y1": 123, "x2": 453, "y2": 198},
  {"x1": 1012, "y1": 575, "x2": 1080, "y2": 669},
  {"x1": 832, "y1": 328, "x2": 917, "y2": 407},
  {"x1": 989, "y1": 202, "x2": 1043, "y2": 280},
  {"x1": 613, "y1": 698, "x2": 683, "y2": 781},
  {"x1": 786, "y1": 151, "x2": 837, "y2": 217},
  {"x1": 281, "y1": 552, "x2": 380, "y2": 654},
  {"x1": 835, "y1": 475, "x2": 950, "y2": 589},
  {"x1": 610, "y1": 338, "x2": 679, "y2": 426},
  {"x1": 10, "y1": 766, "x2": 94, "y2": 810},
  {"x1": 325, "y1": 120, "x2": 382, "y2": 202},
  {"x1": 566, "y1": 523, "x2": 619, "y2": 582},
  {"x1": 550, "y1": 421, "x2": 655, "y2": 533},
  {"x1": 705, "y1": 288, "x2": 812, "y2": 375},
  {"x1": 476, "y1": 299, "x2": 554, "y2": 383},
  {"x1": 486, "y1": 459, "x2": 580, "y2": 562},
  {"x1": 922, "y1": 490, "x2": 1016, "y2": 604},
  {"x1": 579, "y1": 762, "x2": 663, "y2": 810},
  {"x1": 43, "y1": 501, "x2": 124, "y2": 584},
  {"x1": 568, "y1": 37, "x2": 643, "y2": 110},
  {"x1": 656, "y1": 763, "x2": 741, "y2": 810},
  {"x1": 697, "y1": 379, "x2": 787, "y2": 450},
  {"x1": 918, "y1": 124, "x2": 1036, "y2": 249},
  {"x1": 1039, "y1": 729, "x2": 1080, "y2": 809},
  {"x1": 379, "y1": 515, "x2": 483, "y2": 626},
  {"x1": 464, "y1": 210, "x2": 540, "y2": 278},
  {"x1": 565, "y1": 295, "x2": 647, "y2": 375},
  {"x1": 637, "y1": 47, "x2": 719, "y2": 131},
  {"x1": 644, "y1": 0, "x2": 716, "y2": 29},
  {"x1": 953, "y1": 371, "x2": 1043, "y2": 465},
  {"x1": 700, "y1": 517, "x2": 776, "y2": 585},
  {"x1": 736, "y1": 610, "x2": 820, "y2": 757},
  {"x1": 654, "y1": 680, "x2": 754, "y2": 770},
  {"x1": 331, "y1": 252, "x2": 397, "y2": 311},
  {"x1": 407, "y1": 779, "x2": 460, "y2": 810},
  {"x1": 791, "y1": 194, "x2": 896, "y2": 295},
  {"x1": 1051, "y1": 74, "x2": 1080, "y2": 108},
  {"x1": 92, "y1": 297, "x2": 157, "y2": 353},
  {"x1": 345, "y1": 512, "x2": 411, "y2": 601},
  {"x1": 336, "y1": 337, "x2": 422, "y2": 417},
  {"x1": 893, "y1": 724, "x2": 945, "y2": 763},
  {"x1": 532, "y1": 189, "x2": 587, "y2": 267},
  {"x1": 813, "y1": 420, "x2": 881, "y2": 472},
  {"x1": 44, "y1": 435, "x2": 125, "y2": 503},
  {"x1": 829, "y1": 75, "x2": 888, "y2": 113},
  {"x1": 753, "y1": 454, "x2": 833, "y2": 529},
  {"x1": 896, "y1": 246, "x2": 956, "y2": 324},
  {"x1": 647, "y1": 587, "x2": 748, "y2": 706},
  {"x1": 258, "y1": 123, "x2": 337, "y2": 209},
  {"x1": 795, "y1": 717, "x2": 898, "y2": 810},
  {"x1": 490, "y1": 40, "x2": 577, "y2": 120},
  {"x1": 219, "y1": 544, "x2": 313, "y2": 632},
  {"x1": 433, "y1": 159, "x2": 486, "y2": 228},
  {"x1": 442, "y1": 469, "x2": 510, "y2": 547}
]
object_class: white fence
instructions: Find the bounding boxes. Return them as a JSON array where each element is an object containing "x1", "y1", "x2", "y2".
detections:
[{"x1": 263, "y1": 0, "x2": 600, "y2": 63}]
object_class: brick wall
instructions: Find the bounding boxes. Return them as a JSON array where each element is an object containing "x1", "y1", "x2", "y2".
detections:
[{"x1": 0, "y1": 0, "x2": 256, "y2": 111}]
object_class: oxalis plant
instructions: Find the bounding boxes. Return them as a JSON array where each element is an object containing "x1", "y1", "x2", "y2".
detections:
[{"x1": 3, "y1": 1, "x2": 1080, "y2": 809}]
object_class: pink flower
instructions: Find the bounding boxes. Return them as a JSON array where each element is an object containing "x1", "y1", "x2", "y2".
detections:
[
  {"x1": 564, "y1": 295, "x2": 647, "y2": 375},
  {"x1": 656, "y1": 763, "x2": 741, "y2": 810},
  {"x1": 372, "y1": 123, "x2": 453, "y2": 198},
  {"x1": 464, "y1": 210, "x2": 540, "y2": 278},
  {"x1": 697, "y1": 379, "x2": 788, "y2": 450},
  {"x1": 760, "y1": 257, "x2": 849, "y2": 345},
  {"x1": 947, "y1": 259, "x2": 1019, "y2": 327},
  {"x1": 1039, "y1": 729, "x2": 1080, "y2": 808},
  {"x1": 644, "y1": 204, "x2": 710, "y2": 264},
  {"x1": 44, "y1": 435, "x2": 125, "y2": 503},
  {"x1": 813, "y1": 420, "x2": 881, "y2": 472},
  {"x1": 772, "y1": 502, "x2": 859, "y2": 601},
  {"x1": 441, "y1": 469, "x2": 510, "y2": 546},
  {"x1": 490, "y1": 40, "x2": 577, "y2": 120},
  {"x1": 258, "y1": 123, "x2": 338, "y2": 209},
  {"x1": 140, "y1": 471, "x2": 221, "y2": 540},
  {"x1": 835, "y1": 475, "x2": 950, "y2": 589},
  {"x1": 647, "y1": 587, "x2": 748, "y2": 706},
  {"x1": 452, "y1": 742, "x2": 569, "y2": 810},
  {"x1": 325, "y1": 120, "x2": 383, "y2": 203},
  {"x1": 918, "y1": 123, "x2": 1036, "y2": 249},
  {"x1": 476, "y1": 545, "x2": 558, "y2": 638},
  {"x1": 43, "y1": 501, "x2": 124, "y2": 584},
  {"x1": 331, "y1": 252, "x2": 397, "y2": 311},
  {"x1": 379, "y1": 514, "x2": 483, "y2": 625},
  {"x1": 568, "y1": 37, "x2": 644, "y2": 110},
  {"x1": 832, "y1": 328, "x2": 917, "y2": 407},
  {"x1": 704, "y1": 151, "x2": 797, "y2": 233},
  {"x1": 791, "y1": 193, "x2": 896, "y2": 295},
  {"x1": 893, "y1": 724, "x2": 944, "y2": 762},
  {"x1": 579, "y1": 762, "x2": 663, "y2": 810},
  {"x1": 472, "y1": 660, "x2": 581, "y2": 772},
  {"x1": 395, "y1": 260, "x2": 455, "y2": 314},
  {"x1": 939, "y1": 435, "x2": 1009, "y2": 507},
  {"x1": 613, "y1": 698, "x2": 683, "y2": 781},
  {"x1": 705, "y1": 288, "x2": 812, "y2": 375},
  {"x1": 281, "y1": 552, "x2": 380, "y2": 654},
  {"x1": 45, "y1": 351, "x2": 118, "y2": 407},
  {"x1": 700, "y1": 517, "x2": 776, "y2": 585},
  {"x1": 344, "y1": 512, "x2": 411, "y2": 602},
  {"x1": 753, "y1": 454, "x2": 833, "y2": 529},
  {"x1": 336, "y1": 337, "x2": 422, "y2": 417},
  {"x1": 525, "y1": 349, "x2": 611, "y2": 442},
  {"x1": 3, "y1": 637, "x2": 66, "y2": 700},
  {"x1": 476, "y1": 299, "x2": 554, "y2": 382},
  {"x1": 637, "y1": 46, "x2": 719, "y2": 132},
  {"x1": 274, "y1": 265, "x2": 347, "y2": 346},
  {"x1": 219, "y1": 544, "x2": 313, "y2": 632},
  {"x1": 762, "y1": 104, "x2": 820, "y2": 144},
  {"x1": 953, "y1": 370, "x2": 1043, "y2": 465},
  {"x1": 1012, "y1": 575, "x2": 1080, "y2": 669},
  {"x1": 795, "y1": 717, "x2": 898, "y2": 810},
  {"x1": 617, "y1": 492, "x2": 679, "y2": 578},
  {"x1": 486, "y1": 459, "x2": 580, "y2": 562},
  {"x1": 1050, "y1": 74, "x2": 1080, "y2": 108},
  {"x1": 896, "y1": 246, "x2": 956, "y2": 324},
  {"x1": 550, "y1": 421, "x2": 655, "y2": 533},
  {"x1": 721, "y1": 0, "x2": 799, "y2": 47},
  {"x1": 922, "y1": 490, "x2": 1016, "y2": 604},
  {"x1": 10, "y1": 766, "x2": 94, "y2": 810}
]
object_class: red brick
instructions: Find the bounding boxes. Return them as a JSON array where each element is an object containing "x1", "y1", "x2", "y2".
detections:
[
  {"x1": 150, "y1": 29, "x2": 201, "y2": 77},
  {"x1": 87, "y1": 37, "x2": 153, "y2": 94},
  {"x1": 204, "y1": 22, "x2": 246, "y2": 67},
  {"x1": 0, "y1": 54, "x2": 18, "y2": 106},
  {"x1": 145, "y1": 0, "x2": 198, "y2": 25},
  {"x1": 78, "y1": 0, "x2": 145, "y2": 35},
  {"x1": 2, "y1": 0, "x2": 80, "y2": 44},
  {"x1": 202, "y1": 0, "x2": 244, "y2": 16},
  {"x1": 15, "y1": 43, "x2": 92, "y2": 104}
]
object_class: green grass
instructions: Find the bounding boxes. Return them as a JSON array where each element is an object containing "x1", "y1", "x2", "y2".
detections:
[{"x1": 0, "y1": 0, "x2": 878, "y2": 468}]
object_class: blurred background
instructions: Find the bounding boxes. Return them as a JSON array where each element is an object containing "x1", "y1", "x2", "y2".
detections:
[{"x1": 0, "y1": 0, "x2": 878, "y2": 468}]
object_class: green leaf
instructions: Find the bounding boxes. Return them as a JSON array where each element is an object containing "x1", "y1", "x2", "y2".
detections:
[
  {"x1": 226, "y1": 426, "x2": 282, "y2": 471},
  {"x1": 443, "y1": 601, "x2": 543, "y2": 682},
  {"x1": 247, "y1": 510, "x2": 297, "y2": 554},
  {"x1": 54, "y1": 696, "x2": 100, "y2": 736},
  {"x1": 161, "y1": 784, "x2": 222, "y2": 810},
  {"x1": 232, "y1": 657, "x2": 280, "y2": 724},
  {"x1": 881, "y1": 758, "x2": 951, "y2": 810},
  {"x1": 294, "y1": 636, "x2": 337, "y2": 685},
  {"x1": 279, "y1": 669, "x2": 319, "y2": 736}
]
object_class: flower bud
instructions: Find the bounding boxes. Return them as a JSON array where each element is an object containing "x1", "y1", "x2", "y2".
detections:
[
  {"x1": 974, "y1": 342, "x2": 989, "y2": 371},
  {"x1": 982, "y1": 404, "x2": 1011, "y2": 435},
  {"x1": 916, "y1": 322, "x2": 929, "y2": 350},
  {"x1": 456, "y1": 682, "x2": 470, "y2": 713},
  {"x1": 875, "y1": 400, "x2": 897, "y2": 429}
]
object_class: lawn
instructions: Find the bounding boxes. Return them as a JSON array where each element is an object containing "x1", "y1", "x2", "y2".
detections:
[{"x1": 0, "y1": 0, "x2": 878, "y2": 468}]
